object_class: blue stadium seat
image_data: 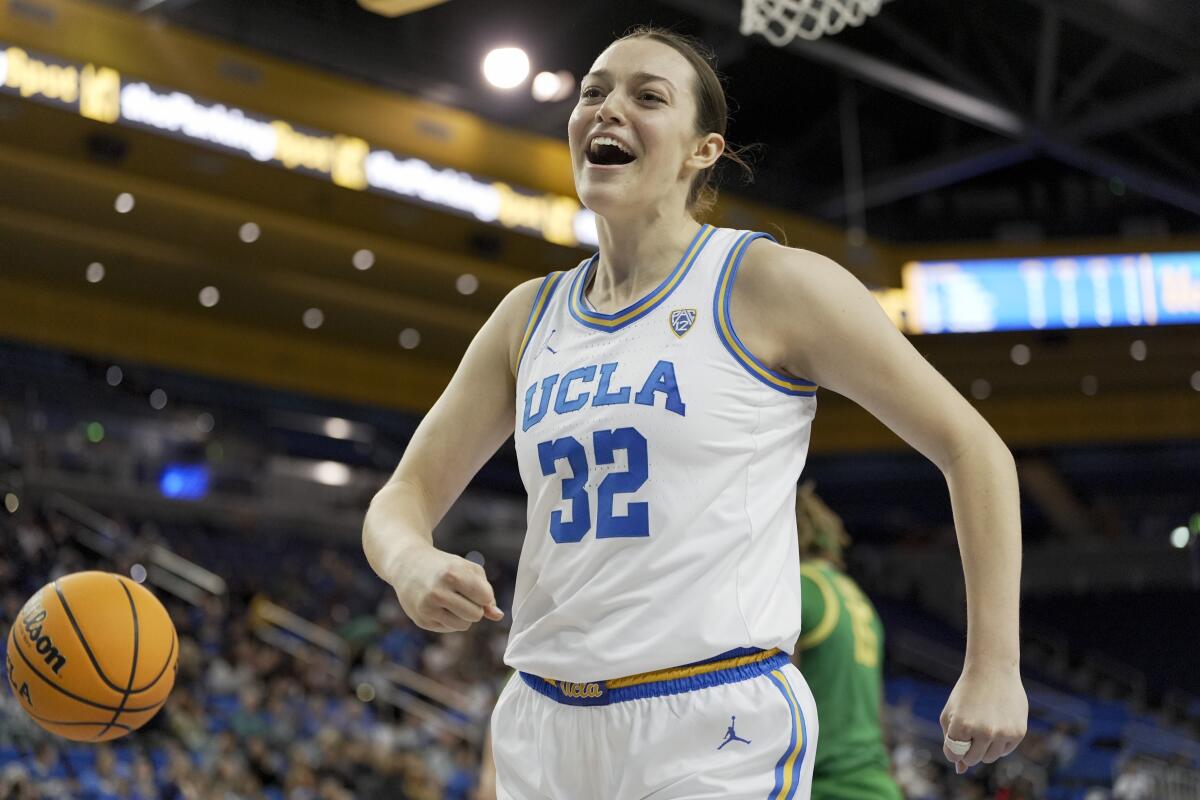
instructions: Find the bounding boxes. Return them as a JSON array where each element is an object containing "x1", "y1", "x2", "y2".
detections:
[
  {"x1": 0, "y1": 746, "x2": 20, "y2": 766},
  {"x1": 65, "y1": 747, "x2": 95, "y2": 770},
  {"x1": 1057, "y1": 748, "x2": 1116, "y2": 784}
]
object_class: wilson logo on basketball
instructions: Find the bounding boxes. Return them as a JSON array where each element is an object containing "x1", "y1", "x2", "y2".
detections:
[{"x1": 20, "y1": 603, "x2": 67, "y2": 676}]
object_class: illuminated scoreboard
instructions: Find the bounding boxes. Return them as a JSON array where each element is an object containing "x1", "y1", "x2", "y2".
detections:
[{"x1": 903, "y1": 252, "x2": 1200, "y2": 333}]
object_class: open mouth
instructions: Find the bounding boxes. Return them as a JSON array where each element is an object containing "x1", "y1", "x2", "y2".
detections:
[{"x1": 586, "y1": 136, "x2": 637, "y2": 167}]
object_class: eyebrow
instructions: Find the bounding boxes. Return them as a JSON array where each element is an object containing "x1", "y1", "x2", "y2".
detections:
[{"x1": 583, "y1": 69, "x2": 676, "y2": 91}]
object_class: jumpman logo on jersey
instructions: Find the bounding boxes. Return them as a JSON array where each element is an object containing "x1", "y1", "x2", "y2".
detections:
[
  {"x1": 545, "y1": 329, "x2": 558, "y2": 354},
  {"x1": 717, "y1": 715, "x2": 752, "y2": 749}
]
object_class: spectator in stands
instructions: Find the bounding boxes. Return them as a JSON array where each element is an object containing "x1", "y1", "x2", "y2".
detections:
[{"x1": 1112, "y1": 754, "x2": 1156, "y2": 800}]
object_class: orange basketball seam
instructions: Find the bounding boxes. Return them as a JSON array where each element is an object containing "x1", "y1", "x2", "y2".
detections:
[
  {"x1": 25, "y1": 708, "x2": 134, "y2": 732},
  {"x1": 95, "y1": 577, "x2": 140, "y2": 739},
  {"x1": 9, "y1": 627, "x2": 164, "y2": 714},
  {"x1": 53, "y1": 578, "x2": 125, "y2": 694},
  {"x1": 54, "y1": 576, "x2": 175, "y2": 694},
  {"x1": 126, "y1": 627, "x2": 176, "y2": 696}
]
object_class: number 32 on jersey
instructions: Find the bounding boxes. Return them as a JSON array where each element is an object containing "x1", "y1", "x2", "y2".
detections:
[{"x1": 536, "y1": 427, "x2": 648, "y2": 543}]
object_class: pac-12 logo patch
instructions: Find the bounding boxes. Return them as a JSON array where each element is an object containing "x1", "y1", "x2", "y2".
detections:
[{"x1": 670, "y1": 308, "x2": 697, "y2": 337}]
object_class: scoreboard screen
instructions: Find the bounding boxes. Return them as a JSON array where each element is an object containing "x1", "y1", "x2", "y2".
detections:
[{"x1": 903, "y1": 252, "x2": 1200, "y2": 333}]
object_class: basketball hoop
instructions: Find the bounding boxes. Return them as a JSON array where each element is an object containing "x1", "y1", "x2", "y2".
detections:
[{"x1": 740, "y1": 0, "x2": 885, "y2": 46}]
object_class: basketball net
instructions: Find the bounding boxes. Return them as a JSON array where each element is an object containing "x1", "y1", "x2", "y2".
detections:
[{"x1": 740, "y1": 0, "x2": 884, "y2": 45}]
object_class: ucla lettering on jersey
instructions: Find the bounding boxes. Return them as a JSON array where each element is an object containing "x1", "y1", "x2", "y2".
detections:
[{"x1": 506, "y1": 225, "x2": 819, "y2": 682}]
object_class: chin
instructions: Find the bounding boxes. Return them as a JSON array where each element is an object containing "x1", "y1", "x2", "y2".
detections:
[{"x1": 577, "y1": 185, "x2": 632, "y2": 218}]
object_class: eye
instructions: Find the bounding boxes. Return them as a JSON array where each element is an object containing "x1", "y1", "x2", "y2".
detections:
[
  {"x1": 641, "y1": 92, "x2": 664, "y2": 103},
  {"x1": 581, "y1": 87, "x2": 602, "y2": 100}
]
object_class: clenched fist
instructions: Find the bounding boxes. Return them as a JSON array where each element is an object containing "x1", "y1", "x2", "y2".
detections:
[
  {"x1": 940, "y1": 660, "x2": 1028, "y2": 774},
  {"x1": 388, "y1": 544, "x2": 505, "y2": 633}
]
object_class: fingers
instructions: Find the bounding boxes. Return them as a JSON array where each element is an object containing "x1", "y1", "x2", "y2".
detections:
[
  {"x1": 444, "y1": 562, "x2": 503, "y2": 619},
  {"x1": 942, "y1": 719, "x2": 1023, "y2": 772},
  {"x1": 981, "y1": 738, "x2": 1010, "y2": 765}
]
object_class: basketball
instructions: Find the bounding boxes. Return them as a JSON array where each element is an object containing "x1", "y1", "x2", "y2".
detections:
[{"x1": 4, "y1": 571, "x2": 178, "y2": 742}]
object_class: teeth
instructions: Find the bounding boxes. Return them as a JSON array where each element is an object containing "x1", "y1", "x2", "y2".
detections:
[{"x1": 590, "y1": 136, "x2": 633, "y2": 157}]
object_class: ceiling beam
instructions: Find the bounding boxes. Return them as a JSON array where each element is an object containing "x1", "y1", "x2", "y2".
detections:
[
  {"x1": 814, "y1": 141, "x2": 1036, "y2": 218},
  {"x1": 1019, "y1": 0, "x2": 1200, "y2": 75},
  {"x1": 660, "y1": 0, "x2": 1028, "y2": 138},
  {"x1": 870, "y1": 15, "x2": 998, "y2": 101},
  {"x1": 1033, "y1": 8, "x2": 1061, "y2": 123},
  {"x1": 1041, "y1": 139, "x2": 1200, "y2": 217},
  {"x1": 1057, "y1": 42, "x2": 1123, "y2": 120},
  {"x1": 1062, "y1": 73, "x2": 1200, "y2": 142}
]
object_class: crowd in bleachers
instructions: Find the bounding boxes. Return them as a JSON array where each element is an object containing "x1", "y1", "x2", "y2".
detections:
[
  {"x1": 3, "y1": 377, "x2": 1200, "y2": 799},
  {"x1": 5, "y1": 503, "x2": 1199, "y2": 799},
  {"x1": 1, "y1": 506, "x2": 501, "y2": 799}
]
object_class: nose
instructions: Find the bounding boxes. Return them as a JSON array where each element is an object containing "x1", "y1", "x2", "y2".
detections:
[{"x1": 595, "y1": 91, "x2": 627, "y2": 125}]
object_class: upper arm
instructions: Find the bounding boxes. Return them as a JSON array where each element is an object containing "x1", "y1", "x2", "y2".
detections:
[
  {"x1": 732, "y1": 240, "x2": 1007, "y2": 470},
  {"x1": 385, "y1": 276, "x2": 546, "y2": 523}
]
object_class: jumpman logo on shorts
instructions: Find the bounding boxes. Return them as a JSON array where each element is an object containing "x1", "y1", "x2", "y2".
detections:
[{"x1": 717, "y1": 715, "x2": 752, "y2": 749}]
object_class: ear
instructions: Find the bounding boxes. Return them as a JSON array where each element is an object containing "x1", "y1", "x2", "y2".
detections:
[{"x1": 685, "y1": 132, "x2": 725, "y2": 171}]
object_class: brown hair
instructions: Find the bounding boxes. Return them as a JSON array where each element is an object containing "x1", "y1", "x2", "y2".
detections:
[
  {"x1": 796, "y1": 481, "x2": 852, "y2": 570},
  {"x1": 615, "y1": 25, "x2": 757, "y2": 218}
]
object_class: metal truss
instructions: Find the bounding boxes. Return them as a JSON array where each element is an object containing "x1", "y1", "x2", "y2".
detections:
[{"x1": 661, "y1": 0, "x2": 1200, "y2": 223}]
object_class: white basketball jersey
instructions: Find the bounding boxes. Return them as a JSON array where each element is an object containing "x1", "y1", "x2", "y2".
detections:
[{"x1": 505, "y1": 224, "x2": 818, "y2": 682}]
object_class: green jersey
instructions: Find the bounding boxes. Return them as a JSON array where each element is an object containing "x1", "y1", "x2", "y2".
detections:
[{"x1": 798, "y1": 561, "x2": 902, "y2": 800}]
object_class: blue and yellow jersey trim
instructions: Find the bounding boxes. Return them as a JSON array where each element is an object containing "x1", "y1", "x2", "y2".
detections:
[
  {"x1": 568, "y1": 223, "x2": 717, "y2": 332},
  {"x1": 767, "y1": 669, "x2": 809, "y2": 800},
  {"x1": 518, "y1": 646, "x2": 789, "y2": 707},
  {"x1": 515, "y1": 271, "x2": 565, "y2": 372},
  {"x1": 713, "y1": 231, "x2": 818, "y2": 396}
]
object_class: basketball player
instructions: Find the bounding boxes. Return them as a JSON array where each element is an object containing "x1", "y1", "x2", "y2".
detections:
[
  {"x1": 793, "y1": 482, "x2": 903, "y2": 799},
  {"x1": 364, "y1": 25, "x2": 1027, "y2": 798}
]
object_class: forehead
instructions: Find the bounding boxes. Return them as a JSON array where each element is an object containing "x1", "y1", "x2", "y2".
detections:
[{"x1": 588, "y1": 38, "x2": 696, "y2": 86}]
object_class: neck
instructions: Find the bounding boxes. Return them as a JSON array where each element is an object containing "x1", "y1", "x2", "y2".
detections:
[{"x1": 588, "y1": 210, "x2": 703, "y2": 311}]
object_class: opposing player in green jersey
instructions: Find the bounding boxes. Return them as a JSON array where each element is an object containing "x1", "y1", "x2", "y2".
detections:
[{"x1": 794, "y1": 482, "x2": 903, "y2": 800}]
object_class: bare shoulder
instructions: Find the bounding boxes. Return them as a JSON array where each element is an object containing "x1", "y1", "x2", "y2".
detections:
[
  {"x1": 729, "y1": 237, "x2": 867, "y2": 382},
  {"x1": 737, "y1": 238, "x2": 860, "y2": 306}
]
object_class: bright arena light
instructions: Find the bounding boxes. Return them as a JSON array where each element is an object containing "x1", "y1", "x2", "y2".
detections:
[
  {"x1": 970, "y1": 379, "x2": 991, "y2": 400},
  {"x1": 303, "y1": 308, "x2": 324, "y2": 329},
  {"x1": 150, "y1": 388, "x2": 168, "y2": 410},
  {"x1": 86, "y1": 262, "x2": 106, "y2": 283},
  {"x1": 398, "y1": 328, "x2": 421, "y2": 349},
  {"x1": 1081, "y1": 375, "x2": 1099, "y2": 396},
  {"x1": 1130, "y1": 339, "x2": 1147, "y2": 361},
  {"x1": 313, "y1": 460, "x2": 351, "y2": 486},
  {"x1": 324, "y1": 417, "x2": 353, "y2": 439},
  {"x1": 483, "y1": 47, "x2": 530, "y2": 89},
  {"x1": 456, "y1": 274, "x2": 479, "y2": 295},
  {"x1": 197, "y1": 412, "x2": 215, "y2": 433},
  {"x1": 239, "y1": 222, "x2": 261, "y2": 243},
  {"x1": 106, "y1": 365, "x2": 123, "y2": 386},
  {"x1": 114, "y1": 192, "x2": 135, "y2": 213},
  {"x1": 1010, "y1": 344, "x2": 1031, "y2": 365},
  {"x1": 199, "y1": 286, "x2": 220, "y2": 307},
  {"x1": 531, "y1": 70, "x2": 574, "y2": 102},
  {"x1": 352, "y1": 249, "x2": 375, "y2": 270},
  {"x1": 4, "y1": 493, "x2": 18, "y2": 514},
  {"x1": 1192, "y1": 371, "x2": 1200, "y2": 392},
  {"x1": 1170, "y1": 526, "x2": 1190, "y2": 549}
]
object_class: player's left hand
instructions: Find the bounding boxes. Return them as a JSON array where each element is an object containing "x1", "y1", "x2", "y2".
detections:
[{"x1": 939, "y1": 659, "x2": 1028, "y2": 774}]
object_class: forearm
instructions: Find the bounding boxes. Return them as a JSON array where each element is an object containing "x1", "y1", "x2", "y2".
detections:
[
  {"x1": 943, "y1": 435, "x2": 1022, "y2": 668},
  {"x1": 362, "y1": 478, "x2": 438, "y2": 583}
]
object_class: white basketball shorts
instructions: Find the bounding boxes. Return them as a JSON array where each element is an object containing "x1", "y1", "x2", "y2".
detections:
[{"x1": 491, "y1": 648, "x2": 818, "y2": 800}]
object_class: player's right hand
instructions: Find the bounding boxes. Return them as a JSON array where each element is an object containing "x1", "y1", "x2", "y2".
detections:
[{"x1": 388, "y1": 543, "x2": 504, "y2": 633}]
